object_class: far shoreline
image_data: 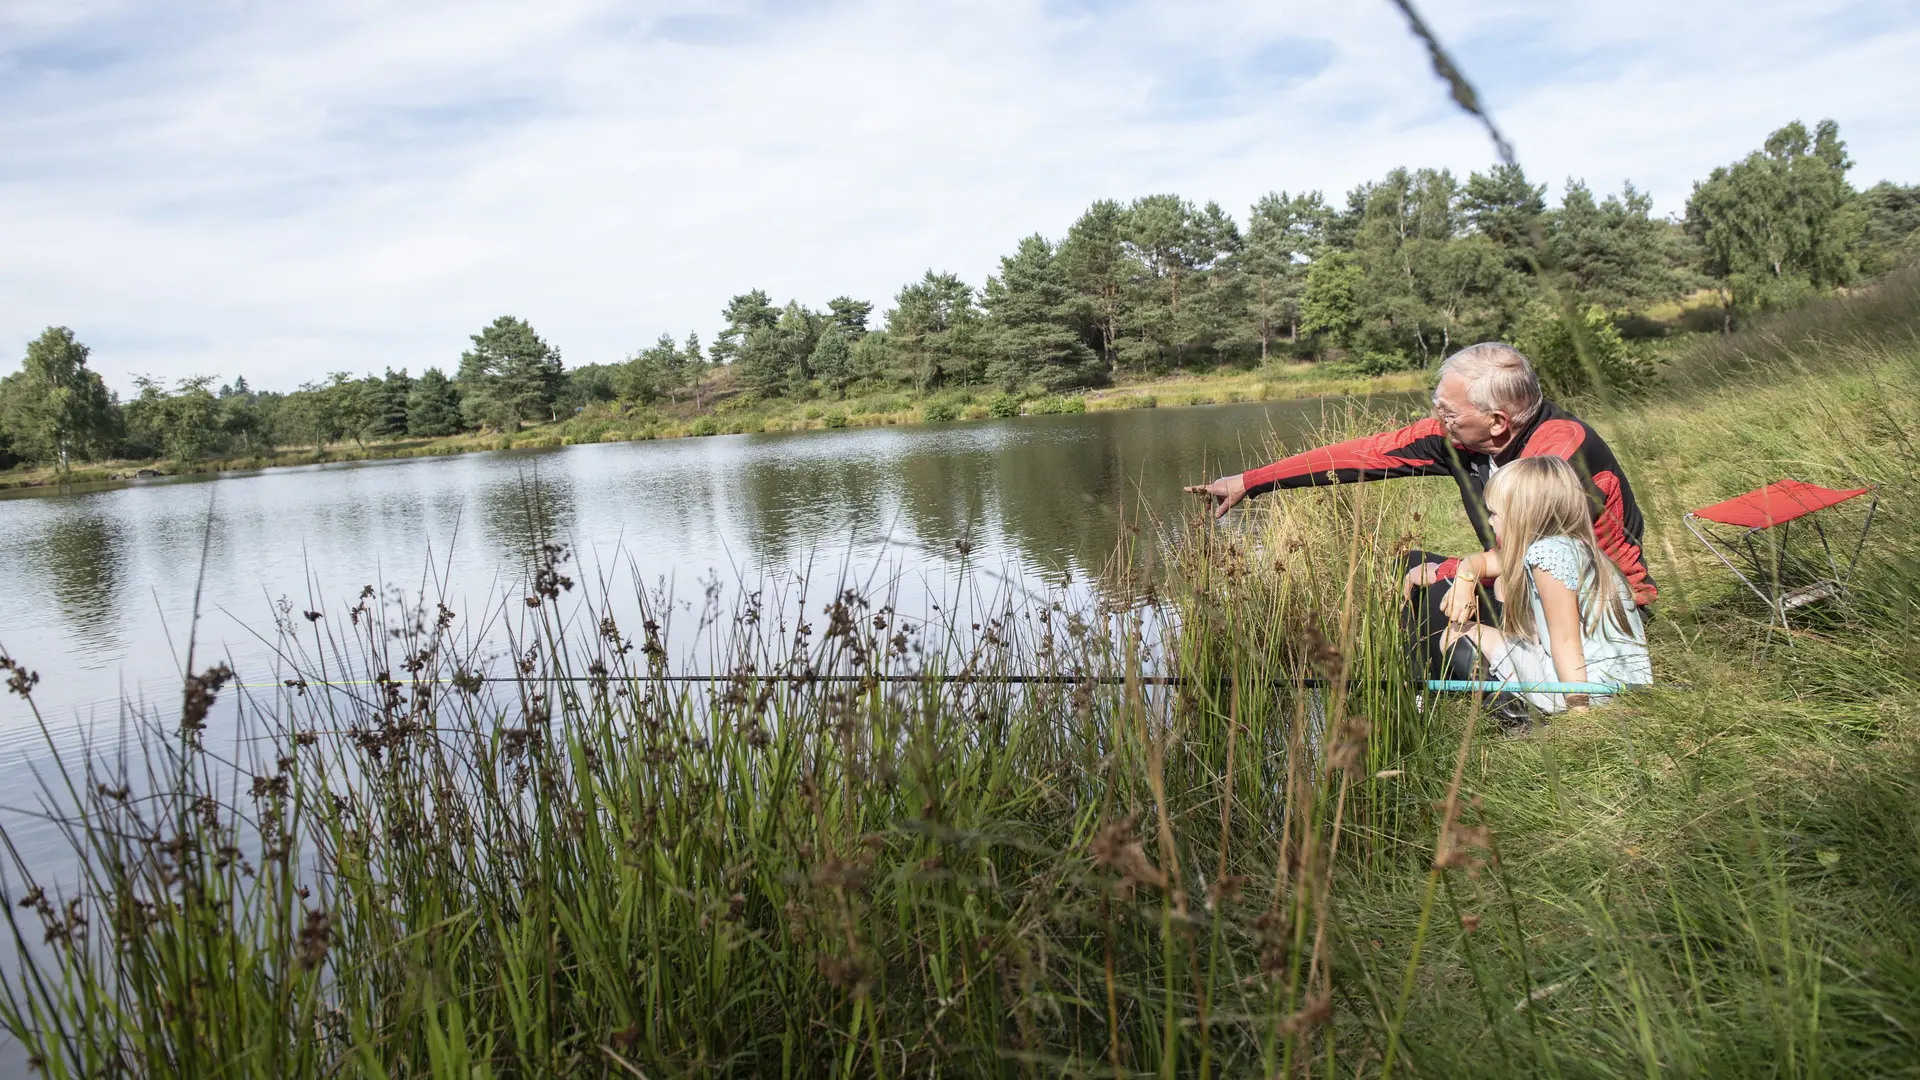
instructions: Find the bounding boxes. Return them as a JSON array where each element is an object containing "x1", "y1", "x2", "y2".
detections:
[{"x1": 0, "y1": 368, "x2": 1427, "y2": 498}]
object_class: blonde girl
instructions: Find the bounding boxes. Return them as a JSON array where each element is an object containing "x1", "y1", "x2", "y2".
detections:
[{"x1": 1442, "y1": 455, "x2": 1652, "y2": 713}]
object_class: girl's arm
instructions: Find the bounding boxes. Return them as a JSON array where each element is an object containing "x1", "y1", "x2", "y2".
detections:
[
  {"x1": 1458, "y1": 550, "x2": 1503, "y2": 582},
  {"x1": 1533, "y1": 566, "x2": 1591, "y2": 709},
  {"x1": 1440, "y1": 550, "x2": 1507, "y2": 623}
]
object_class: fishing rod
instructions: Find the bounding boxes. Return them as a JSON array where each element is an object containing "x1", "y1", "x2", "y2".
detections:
[{"x1": 243, "y1": 674, "x2": 1659, "y2": 695}]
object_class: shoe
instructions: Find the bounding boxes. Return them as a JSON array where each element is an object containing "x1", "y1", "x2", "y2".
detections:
[{"x1": 1492, "y1": 697, "x2": 1534, "y2": 738}]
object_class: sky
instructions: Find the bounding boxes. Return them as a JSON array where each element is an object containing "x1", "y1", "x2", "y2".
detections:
[{"x1": 2, "y1": 0, "x2": 1917, "y2": 393}]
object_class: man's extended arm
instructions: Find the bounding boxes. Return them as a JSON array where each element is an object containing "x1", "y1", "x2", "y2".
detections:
[
  {"x1": 1241, "y1": 418, "x2": 1457, "y2": 497},
  {"x1": 1186, "y1": 418, "x2": 1457, "y2": 519}
]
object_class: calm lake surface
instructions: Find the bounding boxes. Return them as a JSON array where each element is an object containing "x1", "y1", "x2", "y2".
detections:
[
  {"x1": 0, "y1": 396, "x2": 1406, "y2": 843},
  {"x1": 0, "y1": 395, "x2": 1411, "y2": 1072}
]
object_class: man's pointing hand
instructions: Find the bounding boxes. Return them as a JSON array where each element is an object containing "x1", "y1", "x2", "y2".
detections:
[{"x1": 1184, "y1": 474, "x2": 1248, "y2": 519}]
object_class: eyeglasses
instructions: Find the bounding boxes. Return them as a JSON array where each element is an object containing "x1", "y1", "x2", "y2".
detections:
[{"x1": 1432, "y1": 398, "x2": 1501, "y2": 428}]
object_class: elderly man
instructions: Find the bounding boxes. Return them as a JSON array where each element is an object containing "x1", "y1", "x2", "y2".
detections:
[{"x1": 1185, "y1": 341, "x2": 1654, "y2": 680}]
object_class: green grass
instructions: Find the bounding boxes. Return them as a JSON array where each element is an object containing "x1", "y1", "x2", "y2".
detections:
[{"x1": 1, "y1": 282, "x2": 1918, "y2": 1076}]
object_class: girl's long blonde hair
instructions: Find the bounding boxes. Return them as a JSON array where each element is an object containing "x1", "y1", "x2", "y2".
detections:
[{"x1": 1487, "y1": 456, "x2": 1634, "y2": 643}]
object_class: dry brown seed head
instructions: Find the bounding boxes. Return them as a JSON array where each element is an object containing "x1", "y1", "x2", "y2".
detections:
[
  {"x1": 817, "y1": 954, "x2": 867, "y2": 990},
  {"x1": 1206, "y1": 874, "x2": 1247, "y2": 910},
  {"x1": 1278, "y1": 995, "x2": 1332, "y2": 1035}
]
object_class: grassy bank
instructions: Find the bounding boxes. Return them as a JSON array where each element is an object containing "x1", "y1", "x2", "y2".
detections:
[
  {"x1": 0, "y1": 363, "x2": 1426, "y2": 493},
  {"x1": 1, "y1": 279, "x2": 1917, "y2": 1076}
]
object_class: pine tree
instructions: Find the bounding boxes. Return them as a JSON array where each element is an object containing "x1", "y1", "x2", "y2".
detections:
[
  {"x1": 810, "y1": 330, "x2": 854, "y2": 398},
  {"x1": 368, "y1": 368, "x2": 413, "y2": 438},
  {"x1": 711, "y1": 291, "x2": 779, "y2": 365},
  {"x1": 1547, "y1": 181, "x2": 1684, "y2": 310},
  {"x1": 406, "y1": 368, "x2": 464, "y2": 437},
  {"x1": 1056, "y1": 200, "x2": 1128, "y2": 372},
  {"x1": 1850, "y1": 181, "x2": 1920, "y2": 277},
  {"x1": 888, "y1": 272, "x2": 981, "y2": 391},
  {"x1": 1240, "y1": 192, "x2": 1326, "y2": 360},
  {"x1": 1463, "y1": 163, "x2": 1546, "y2": 269},
  {"x1": 826, "y1": 297, "x2": 873, "y2": 339},
  {"x1": 617, "y1": 335, "x2": 681, "y2": 404},
  {"x1": 680, "y1": 333, "x2": 707, "y2": 407},
  {"x1": 456, "y1": 317, "x2": 563, "y2": 430},
  {"x1": 1120, "y1": 194, "x2": 1206, "y2": 368},
  {"x1": 735, "y1": 302, "x2": 820, "y2": 397},
  {"x1": 983, "y1": 235, "x2": 1102, "y2": 391}
]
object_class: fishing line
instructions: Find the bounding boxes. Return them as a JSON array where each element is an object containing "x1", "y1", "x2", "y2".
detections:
[{"x1": 238, "y1": 674, "x2": 1671, "y2": 695}]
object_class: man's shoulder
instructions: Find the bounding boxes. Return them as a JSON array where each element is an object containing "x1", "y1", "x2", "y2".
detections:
[
  {"x1": 1512, "y1": 401, "x2": 1635, "y2": 480},
  {"x1": 1520, "y1": 400, "x2": 1618, "y2": 460},
  {"x1": 1519, "y1": 418, "x2": 1588, "y2": 460}
]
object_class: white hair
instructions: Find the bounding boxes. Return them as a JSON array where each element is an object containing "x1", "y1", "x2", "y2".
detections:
[{"x1": 1436, "y1": 342, "x2": 1543, "y2": 425}]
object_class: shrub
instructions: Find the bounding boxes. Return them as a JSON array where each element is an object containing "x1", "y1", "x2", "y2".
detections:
[
  {"x1": 921, "y1": 400, "x2": 959, "y2": 423},
  {"x1": 961, "y1": 404, "x2": 990, "y2": 420},
  {"x1": 1513, "y1": 302, "x2": 1657, "y2": 399},
  {"x1": 1058, "y1": 395, "x2": 1086, "y2": 414},
  {"x1": 823, "y1": 412, "x2": 849, "y2": 429},
  {"x1": 691, "y1": 417, "x2": 720, "y2": 437},
  {"x1": 987, "y1": 393, "x2": 1022, "y2": 418},
  {"x1": 1326, "y1": 350, "x2": 1416, "y2": 377}
]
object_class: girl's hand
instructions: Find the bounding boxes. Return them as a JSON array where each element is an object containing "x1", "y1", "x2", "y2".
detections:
[{"x1": 1439, "y1": 577, "x2": 1479, "y2": 625}]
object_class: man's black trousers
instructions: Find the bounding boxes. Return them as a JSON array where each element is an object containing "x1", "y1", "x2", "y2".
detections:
[{"x1": 1400, "y1": 550, "x2": 1503, "y2": 683}]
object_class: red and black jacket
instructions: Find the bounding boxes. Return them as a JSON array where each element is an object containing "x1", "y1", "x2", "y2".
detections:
[{"x1": 1240, "y1": 400, "x2": 1656, "y2": 605}]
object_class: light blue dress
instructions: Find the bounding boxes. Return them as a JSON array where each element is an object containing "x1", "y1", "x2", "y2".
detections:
[{"x1": 1486, "y1": 536, "x2": 1652, "y2": 712}]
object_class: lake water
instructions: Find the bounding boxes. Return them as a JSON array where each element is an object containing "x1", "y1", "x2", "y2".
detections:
[
  {"x1": 0, "y1": 394, "x2": 1414, "y2": 1072},
  {"x1": 0, "y1": 396, "x2": 1407, "y2": 839}
]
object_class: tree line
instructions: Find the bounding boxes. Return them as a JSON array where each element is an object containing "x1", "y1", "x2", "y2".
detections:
[{"x1": 3, "y1": 118, "x2": 1915, "y2": 472}]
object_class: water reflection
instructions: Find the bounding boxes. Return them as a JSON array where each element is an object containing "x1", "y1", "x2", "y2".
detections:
[
  {"x1": 477, "y1": 467, "x2": 578, "y2": 575},
  {"x1": 32, "y1": 511, "x2": 126, "y2": 649},
  {"x1": 0, "y1": 395, "x2": 1418, "y2": 734}
]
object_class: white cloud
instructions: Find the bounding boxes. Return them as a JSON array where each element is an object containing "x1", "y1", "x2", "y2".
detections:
[{"x1": 0, "y1": 0, "x2": 1914, "y2": 391}]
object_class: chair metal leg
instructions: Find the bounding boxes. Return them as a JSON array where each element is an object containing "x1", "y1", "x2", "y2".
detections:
[
  {"x1": 1686, "y1": 515, "x2": 1780, "y2": 613},
  {"x1": 1688, "y1": 483, "x2": 1879, "y2": 651},
  {"x1": 1843, "y1": 492, "x2": 1880, "y2": 586}
]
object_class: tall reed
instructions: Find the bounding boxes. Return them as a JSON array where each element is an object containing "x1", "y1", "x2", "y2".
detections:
[{"x1": 3, "y1": 334, "x2": 1918, "y2": 1077}]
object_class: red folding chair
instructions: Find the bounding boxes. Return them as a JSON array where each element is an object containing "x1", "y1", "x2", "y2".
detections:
[{"x1": 1684, "y1": 478, "x2": 1879, "y2": 630}]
